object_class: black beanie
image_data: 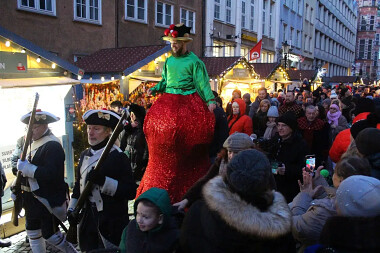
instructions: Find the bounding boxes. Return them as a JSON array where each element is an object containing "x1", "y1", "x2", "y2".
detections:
[
  {"x1": 356, "y1": 128, "x2": 380, "y2": 156},
  {"x1": 351, "y1": 111, "x2": 380, "y2": 139},
  {"x1": 226, "y1": 150, "x2": 272, "y2": 198},
  {"x1": 277, "y1": 111, "x2": 298, "y2": 131},
  {"x1": 353, "y1": 98, "x2": 375, "y2": 116}
]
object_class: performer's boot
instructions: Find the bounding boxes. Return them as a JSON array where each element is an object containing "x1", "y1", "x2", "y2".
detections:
[
  {"x1": 26, "y1": 229, "x2": 46, "y2": 253},
  {"x1": 47, "y1": 231, "x2": 78, "y2": 253}
]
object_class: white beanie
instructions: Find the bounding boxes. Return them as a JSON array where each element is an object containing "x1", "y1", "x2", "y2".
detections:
[
  {"x1": 336, "y1": 175, "x2": 380, "y2": 217},
  {"x1": 330, "y1": 90, "x2": 338, "y2": 99},
  {"x1": 267, "y1": 106, "x2": 279, "y2": 118}
]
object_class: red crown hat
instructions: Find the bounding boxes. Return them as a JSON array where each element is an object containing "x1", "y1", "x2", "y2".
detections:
[{"x1": 162, "y1": 23, "x2": 193, "y2": 42}]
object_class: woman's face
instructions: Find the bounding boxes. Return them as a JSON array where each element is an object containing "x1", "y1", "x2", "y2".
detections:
[
  {"x1": 232, "y1": 102, "x2": 240, "y2": 115},
  {"x1": 333, "y1": 172, "x2": 343, "y2": 188},
  {"x1": 268, "y1": 117, "x2": 276, "y2": 123},
  {"x1": 260, "y1": 103, "x2": 269, "y2": 112},
  {"x1": 228, "y1": 150, "x2": 238, "y2": 161},
  {"x1": 330, "y1": 107, "x2": 338, "y2": 114}
]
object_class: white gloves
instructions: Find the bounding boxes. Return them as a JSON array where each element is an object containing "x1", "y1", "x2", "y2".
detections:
[{"x1": 17, "y1": 159, "x2": 37, "y2": 178}]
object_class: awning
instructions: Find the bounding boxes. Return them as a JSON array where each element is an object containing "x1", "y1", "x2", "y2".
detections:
[
  {"x1": 80, "y1": 79, "x2": 115, "y2": 84},
  {"x1": 0, "y1": 77, "x2": 80, "y2": 88}
]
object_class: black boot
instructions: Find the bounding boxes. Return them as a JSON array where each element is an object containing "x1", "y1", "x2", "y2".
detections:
[{"x1": 0, "y1": 238, "x2": 11, "y2": 247}]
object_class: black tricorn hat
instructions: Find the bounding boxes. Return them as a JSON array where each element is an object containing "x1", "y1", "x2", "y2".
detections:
[
  {"x1": 162, "y1": 23, "x2": 193, "y2": 42},
  {"x1": 21, "y1": 109, "x2": 60, "y2": 124},
  {"x1": 83, "y1": 109, "x2": 121, "y2": 130}
]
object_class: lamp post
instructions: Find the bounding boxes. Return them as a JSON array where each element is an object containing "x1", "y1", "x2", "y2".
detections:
[{"x1": 282, "y1": 40, "x2": 290, "y2": 70}]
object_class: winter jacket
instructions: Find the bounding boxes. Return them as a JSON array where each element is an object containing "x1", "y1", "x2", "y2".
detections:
[
  {"x1": 227, "y1": 98, "x2": 253, "y2": 136},
  {"x1": 329, "y1": 112, "x2": 370, "y2": 163},
  {"x1": 119, "y1": 188, "x2": 179, "y2": 253},
  {"x1": 260, "y1": 133, "x2": 309, "y2": 203},
  {"x1": 317, "y1": 215, "x2": 380, "y2": 252},
  {"x1": 209, "y1": 107, "x2": 229, "y2": 158},
  {"x1": 248, "y1": 94, "x2": 272, "y2": 118},
  {"x1": 291, "y1": 191, "x2": 337, "y2": 251},
  {"x1": 330, "y1": 115, "x2": 348, "y2": 140},
  {"x1": 297, "y1": 117, "x2": 331, "y2": 167},
  {"x1": 252, "y1": 110, "x2": 268, "y2": 138},
  {"x1": 180, "y1": 176, "x2": 296, "y2": 253}
]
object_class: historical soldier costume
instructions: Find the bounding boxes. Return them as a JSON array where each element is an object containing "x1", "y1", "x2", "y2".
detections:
[
  {"x1": 68, "y1": 109, "x2": 137, "y2": 252},
  {"x1": 16, "y1": 110, "x2": 77, "y2": 252}
]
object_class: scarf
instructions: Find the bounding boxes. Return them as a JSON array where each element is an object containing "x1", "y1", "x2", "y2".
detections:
[
  {"x1": 327, "y1": 111, "x2": 341, "y2": 126},
  {"x1": 263, "y1": 121, "x2": 277, "y2": 140}
]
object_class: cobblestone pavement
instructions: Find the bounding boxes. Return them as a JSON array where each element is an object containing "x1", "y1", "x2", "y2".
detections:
[{"x1": 0, "y1": 221, "x2": 81, "y2": 253}]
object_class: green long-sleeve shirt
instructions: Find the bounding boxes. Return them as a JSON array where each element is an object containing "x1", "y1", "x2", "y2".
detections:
[{"x1": 150, "y1": 52, "x2": 216, "y2": 105}]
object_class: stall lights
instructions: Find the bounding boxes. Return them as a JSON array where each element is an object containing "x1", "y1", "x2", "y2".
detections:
[
  {"x1": 21, "y1": 48, "x2": 26, "y2": 53},
  {"x1": 138, "y1": 69, "x2": 142, "y2": 72},
  {"x1": 111, "y1": 76, "x2": 114, "y2": 81},
  {"x1": 36, "y1": 56, "x2": 41, "y2": 63},
  {"x1": 101, "y1": 76, "x2": 105, "y2": 81},
  {"x1": 5, "y1": 41, "x2": 10, "y2": 47},
  {"x1": 121, "y1": 75, "x2": 125, "y2": 79},
  {"x1": 51, "y1": 63, "x2": 56, "y2": 69},
  {"x1": 78, "y1": 75, "x2": 82, "y2": 80}
]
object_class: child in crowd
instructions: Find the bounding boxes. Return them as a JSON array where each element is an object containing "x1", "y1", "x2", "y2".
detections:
[
  {"x1": 119, "y1": 188, "x2": 179, "y2": 253},
  {"x1": 263, "y1": 106, "x2": 279, "y2": 140}
]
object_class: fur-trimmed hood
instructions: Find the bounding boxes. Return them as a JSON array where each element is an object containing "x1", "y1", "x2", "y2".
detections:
[{"x1": 203, "y1": 176, "x2": 292, "y2": 238}]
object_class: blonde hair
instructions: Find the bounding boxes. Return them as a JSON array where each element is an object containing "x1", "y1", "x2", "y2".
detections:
[{"x1": 258, "y1": 99, "x2": 271, "y2": 112}]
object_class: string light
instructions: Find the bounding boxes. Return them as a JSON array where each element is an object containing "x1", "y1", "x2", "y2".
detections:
[
  {"x1": 101, "y1": 76, "x2": 105, "y2": 81},
  {"x1": 21, "y1": 48, "x2": 26, "y2": 53},
  {"x1": 36, "y1": 56, "x2": 41, "y2": 63},
  {"x1": 51, "y1": 63, "x2": 56, "y2": 69},
  {"x1": 78, "y1": 75, "x2": 82, "y2": 80},
  {"x1": 5, "y1": 41, "x2": 10, "y2": 47}
]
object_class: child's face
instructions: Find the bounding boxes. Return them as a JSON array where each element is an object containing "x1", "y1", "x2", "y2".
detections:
[
  {"x1": 268, "y1": 117, "x2": 276, "y2": 123},
  {"x1": 136, "y1": 202, "x2": 163, "y2": 232}
]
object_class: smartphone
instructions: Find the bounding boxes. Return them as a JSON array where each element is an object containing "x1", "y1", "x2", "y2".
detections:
[
  {"x1": 271, "y1": 161, "x2": 278, "y2": 174},
  {"x1": 305, "y1": 155, "x2": 316, "y2": 172}
]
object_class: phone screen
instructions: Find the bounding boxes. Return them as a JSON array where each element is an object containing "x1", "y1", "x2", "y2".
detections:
[{"x1": 306, "y1": 156, "x2": 316, "y2": 171}]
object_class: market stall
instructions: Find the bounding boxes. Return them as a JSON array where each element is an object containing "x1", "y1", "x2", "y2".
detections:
[
  {"x1": 0, "y1": 25, "x2": 82, "y2": 236},
  {"x1": 329, "y1": 76, "x2": 363, "y2": 88},
  {"x1": 76, "y1": 44, "x2": 171, "y2": 111},
  {"x1": 201, "y1": 56, "x2": 260, "y2": 108}
]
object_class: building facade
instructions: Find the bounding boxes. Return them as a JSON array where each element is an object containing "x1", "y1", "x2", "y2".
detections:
[
  {"x1": 0, "y1": 0, "x2": 203, "y2": 63},
  {"x1": 313, "y1": 0, "x2": 358, "y2": 77},
  {"x1": 355, "y1": 0, "x2": 379, "y2": 81},
  {"x1": 204, "y1": 0, "x2": 279, "y2": 63}
]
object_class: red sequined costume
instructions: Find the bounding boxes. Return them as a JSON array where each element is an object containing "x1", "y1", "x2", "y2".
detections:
[{"x1": 135, "y1": 34, "x2": 216, "y2": 202}]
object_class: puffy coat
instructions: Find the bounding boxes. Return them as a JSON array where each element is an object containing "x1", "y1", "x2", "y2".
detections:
[
  {"x1": 180, "y1": 176, "x2": 295, "y2": 253},
  {"x1": 227, "y1": 98, "x2": 253, "y2": 136}
]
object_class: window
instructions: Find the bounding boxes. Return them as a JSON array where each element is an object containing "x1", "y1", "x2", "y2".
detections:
[
  {"x1": 297, "y1": 30, "x2": 301, "y2": 48},
  {"x1": 309, "y1": 37, "x2": 312, "y2": 52},
  {"x1": 305, "y1": 4, "x2": 309, "y2": 21},
  {"x1": 269, "y1": 2, "x2": 274, "y2": 37},
  {"x1": 74, "y1": 0, "x2": 102, "y2": 24},
  {"x1": 367, "y1": 40, "x2": 372, "y2": 60},
  {"x1": 283, "y1": 23, "x2": 287, "y2": 41},
  {"x1": 213, "y1": 42, "x2": 221, "y2": 57},
  {"x1": 156, "y1": 1, "x2": 173, "y2": 26},
  {"x1": 263, "y1": 0, "x2": 267, "y2": 36},
  {"x1": 225, "y1": 44, "x2": 234, "y2": 57},
  {"x1": 125, "y1": 0, "x2": 147, "y2": 23},
  {"x1": 250, "y1": 0, "x2": 255, "y2": 31},
  {"x1": 290, "y1": 27, "x2": 294, "y2": 47},
  {"x1": 242, "y1": 0, "x2": 246, "y2": 28},
  {"x1": 18, "y1": 0, "x2": 56, "y2": 16},
  {"x1": 226, "y1": 0, "x2": 232, "y2": 23},
  {"x1": 214, "y1": 0, "x2": 221, "y2": 19},
  {"x1": 181, "y1": 9, "x2": 195, "y2": 33},
  {"x1": 370, "y1": 16, "x2": 375, "y2": 30}
]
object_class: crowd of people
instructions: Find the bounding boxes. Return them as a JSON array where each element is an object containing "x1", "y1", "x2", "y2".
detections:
[{"x1": 7, "y1": 23, "x2": 380, "y2": 253}]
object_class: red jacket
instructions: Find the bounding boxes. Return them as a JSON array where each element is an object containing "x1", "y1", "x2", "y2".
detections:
[
  {"x1": 329, "y1": 112, "x2": 370, "y2": 163},
  {"x1": 228, "y1": 98, "x2": 253, "y2": 136}
]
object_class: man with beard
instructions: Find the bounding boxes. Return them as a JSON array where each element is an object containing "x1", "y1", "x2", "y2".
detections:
[
  {"x1": 279, "y1": 91, "x2": 303, "y2": 118},
  {"x1": 248, "y1": 87, "x2": 272, "y2": 118},
  {"x1": 139, "y1": 23, "x2": 216, "y2": 203}
]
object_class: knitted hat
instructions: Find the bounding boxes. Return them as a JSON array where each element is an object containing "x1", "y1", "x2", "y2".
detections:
[
  {"x1": 355, "y1": 128, "x2": 380, "y2": 156},
  {"x1": 336, "y1": 175, "x2": 380, "y2": 217},
  {"x1": 330, "y1": 90, "x2": 338, "y2": 99},
  {"x1": 267, "y1": 106, "x2": 279, "y2": 118},
  {"x1": 277, "y1": 111, "x2": 298, "y2": 131},
  {"x1": 223, "y1": 132, "x2": 254, "y2": 152},
  {"x1": 226, "y1": 149, "x2": 272, "y2": 199},
  {"x1": 353, "y1": 98, "x2": 375, "y2": 116},
  {"x1": 329, "y1": 104, "x2": 340, "y2": 111},
  {"x1": 351, "y1": 112, "x2": 380, "y2": 139}
]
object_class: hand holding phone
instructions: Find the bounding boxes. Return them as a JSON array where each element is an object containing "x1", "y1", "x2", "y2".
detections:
[{"x1": 305, "y1": 155, "x2": 316, "y2": 175}]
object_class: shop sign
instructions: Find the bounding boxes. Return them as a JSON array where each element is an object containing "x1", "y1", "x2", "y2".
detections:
[
  {"x1": 241, "y1": 34, "x2": 257, "y2": 43},
  {"x1": 0, "y1": 145, "x2": 15, "y2": 171},
  {"x1": 0, "y1": 51, "x2": 27, "y2": 73},
  {"x1": 65, "y1": 104, "x2": 76, "y2": 122},
  {"x1": 233, "y1": 68, "x2": 249, "y2": 78}
]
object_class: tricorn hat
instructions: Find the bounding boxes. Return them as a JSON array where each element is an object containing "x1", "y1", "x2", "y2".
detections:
[
  {"x1": 83, "y1": 109, "x2": 121, "y2": 130},
  {"x1": 21, "y1": 109, "x2": 60, "y2": 124},
  {"x1": 162, "y1": 23, "x2": 193, "y2": 42}
]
